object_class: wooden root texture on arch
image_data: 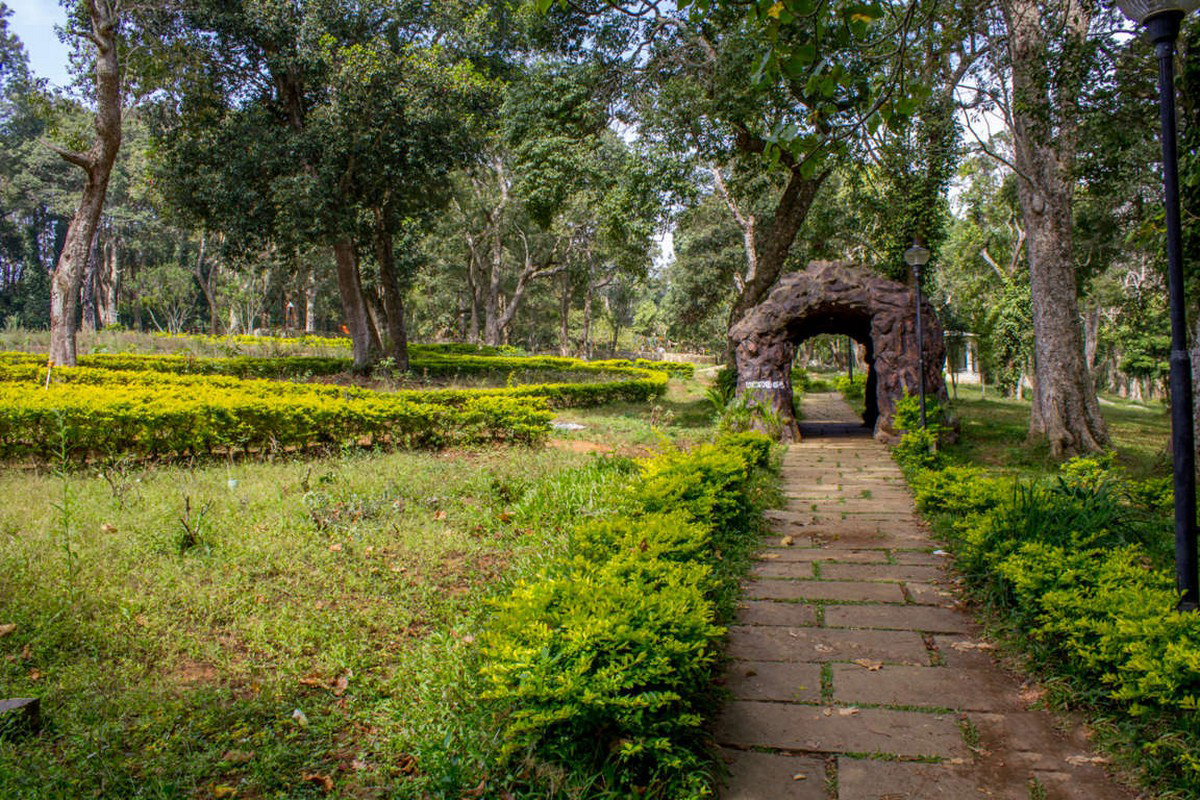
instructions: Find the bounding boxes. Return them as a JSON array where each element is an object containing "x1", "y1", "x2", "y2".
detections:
[{"x1": 730, "y1": 261, "x2": 950, "y2": 442}]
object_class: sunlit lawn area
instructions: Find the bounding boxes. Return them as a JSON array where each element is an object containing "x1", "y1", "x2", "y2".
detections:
[
  {"x1": 0, "y1": 377, "x2": 708, "y2": 799},
  {"x1": 944, "y1": 393, "x2": 1172, "y2": 480}
]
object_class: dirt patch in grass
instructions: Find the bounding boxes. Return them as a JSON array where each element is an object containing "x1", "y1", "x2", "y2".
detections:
[{"x1": 547, "y1": 438, "x2": 613, "y2": 454}]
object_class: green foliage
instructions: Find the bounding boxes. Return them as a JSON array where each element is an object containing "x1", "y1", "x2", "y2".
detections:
[
  {"x1": 892, "y1": 392, "x2": 945, "y2": 473},
  {"x1": 0, "y1": 350, "x2": 682, "y2": 461},
  {"x1": 835, "y1": 372, "x2": 865, "y2": 402},
  {"x1": 480, "y1": 438, "x2": 775, "y2": 797},
  {"x1": 907, "y1": 448, "x2": 1200, "y2": 791}
]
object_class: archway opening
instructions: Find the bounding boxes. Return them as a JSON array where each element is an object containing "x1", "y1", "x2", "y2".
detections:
[{"x1": 786, "y1": 311, "x2": 879, "y2": 429}]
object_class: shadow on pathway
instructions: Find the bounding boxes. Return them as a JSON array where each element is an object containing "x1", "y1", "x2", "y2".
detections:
[{"x1": 715, "y1": 392, "x2": 1134, "y2": 800}]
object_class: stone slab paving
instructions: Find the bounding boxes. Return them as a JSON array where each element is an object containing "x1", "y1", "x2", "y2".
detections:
[{"x1": 715, "y1": 393, "x2": 1135, "y2": 800}]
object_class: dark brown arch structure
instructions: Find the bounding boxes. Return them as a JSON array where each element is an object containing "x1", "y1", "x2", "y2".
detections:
[{"x1": 730, "y1": 261, "x2": 949, "y2": 441}]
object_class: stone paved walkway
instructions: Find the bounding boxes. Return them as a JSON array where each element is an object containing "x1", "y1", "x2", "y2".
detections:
[{"x1": 715, "y1": 393, "x2": 1135, "y2": 800}]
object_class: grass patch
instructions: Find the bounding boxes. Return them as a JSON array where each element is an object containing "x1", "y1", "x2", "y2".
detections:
[
  {"x1": 943, "y1": 395, "x2": 1170, "y2": 481},
  {"x1": 0, "y1": 443, "x2": 639, "y2": 798}
]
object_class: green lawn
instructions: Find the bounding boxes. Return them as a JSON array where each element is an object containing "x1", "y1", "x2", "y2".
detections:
[
  {"x1": 0, "y1": 377, "x2": 708, "y2": 799},
  {"x1": 944, "y1": 395, "x2": 1172, "y2": 480}
]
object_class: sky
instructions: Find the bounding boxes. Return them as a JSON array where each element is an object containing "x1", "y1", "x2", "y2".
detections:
[{"x1": 6, "y1": 0, "x2": 71, "y2": 88}]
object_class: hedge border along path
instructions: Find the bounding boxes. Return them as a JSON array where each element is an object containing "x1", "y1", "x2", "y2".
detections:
[
  {"x1": 479, "y1": 432, "x2": 776, "y2": 799},
  {"x1": 0, "y1": 350, "x2": 672, "y2": 462}
]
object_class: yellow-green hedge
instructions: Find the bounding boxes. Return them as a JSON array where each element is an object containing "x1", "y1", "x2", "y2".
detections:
[{"x1": 0, "y1": 380, "x2": 551, "y2": 461}]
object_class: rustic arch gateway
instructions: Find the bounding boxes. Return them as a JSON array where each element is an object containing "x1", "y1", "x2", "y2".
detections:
[{"x1": 730, "y1": 261, "x2": 949, "y2": 441}]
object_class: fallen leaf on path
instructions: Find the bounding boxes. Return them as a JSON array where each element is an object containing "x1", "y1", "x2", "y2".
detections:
[
  {"x1": 302, "y1": 772, "x2": 334, "y2": 792},
  {"x1": 792, "y1": 773, "x2": 807, "y2": 780},
  {"x1": 780, "y1": 536, "x2": 794, "y2": 546},
  {"x1": 814, "y1": 643, "x2": 835, "y2": 653},
  {"x1": 950, "y1": 640, "x2": 996, "y2": 652},
  {"x1": 761, "y1": 553, "x2": 780, "y2": 560},
  {"x1": 1066, "y1": 755, "x2": 1108, "y2": 766},
  {"x1": 1019, "y1": 686, "x2": 1046, "y2": 705},
  {"x1": 852, "y1": 659, "x2": 883, "y2": 671},
  {"x1": 837, "y1": 707, "x2": 860, "y2": 716},
  {"x1": 821, "y1": 707, "x2": 833, "y2": 717}
]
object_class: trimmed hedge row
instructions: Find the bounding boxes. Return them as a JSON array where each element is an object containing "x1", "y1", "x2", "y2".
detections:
[
  {"x1": 0, "y1": 380, "x2": 551, "y2": 460},
  {"x1": 907, "y1": 454, "x2": 1200, "y2": 791},
  {"x1": 480, "y1": 432, "x2": 775, "y2": 798},
  {"x1": 146, "y1": 334, "x2": 698, "y2": 376},
  {"x1": 0, "y1": 356, "x2": 667, "y2": 411}
]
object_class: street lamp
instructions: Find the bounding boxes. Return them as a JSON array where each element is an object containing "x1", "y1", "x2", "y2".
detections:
[
  {"x1": 1118, "y1": 0, "x2": 1200, "y2": 609},
  {"x1": 905, "y1": 241, "x2": 932, "y2": 430}
]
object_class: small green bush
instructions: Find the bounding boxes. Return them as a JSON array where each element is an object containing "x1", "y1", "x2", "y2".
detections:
[{"x1": 480, "y1": 439, "x2": 775, "y2": 797}]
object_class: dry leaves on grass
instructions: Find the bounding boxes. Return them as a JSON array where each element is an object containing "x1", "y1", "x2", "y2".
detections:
[
  {"x1": 302, "y1": 772, "x2": 334, "y2": 792},
  {"x1": 433, "y1": 510, "x2": 448, "y2": 521},
  {"x1": 0, "y1": 623, "x2": 16, "y2": 637}
]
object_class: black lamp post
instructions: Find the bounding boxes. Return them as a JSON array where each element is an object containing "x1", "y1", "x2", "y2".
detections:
[
  {"x1": 1118, "y1": 0, "x2": 1200, "y2": 609},
  {"x1": 905, "y1": 241, "x2": 932, "y2": 430}
]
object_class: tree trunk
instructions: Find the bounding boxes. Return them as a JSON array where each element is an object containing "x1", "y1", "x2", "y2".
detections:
[
  {"x1": 718, "y1": 157, "x2": 829, "y2": 358},
  {"x1": 558, "y1": 271, "x2": 571, "y2": 356},
  {"x1": 1002, "y1": 0, "x2": 1108, "y2": 457},
  {"x1": 466, "y1": 245, "x2": 481, "y2": 343},
  {"x1": 304, "y1": 257, "x2": 317, "y2": 333},
  {"x1": 373, "y1": 211, "x2": 409, "y2": 371},
  {"x1": 80, "y1": 228, "x2": 100, "y2": 334},
  {"x1": 332, "y1": 238, "x2": 379, "y2": 371},
  {"x1": 581, "y1": 275, "x2": 594, "y2": 360},
  {"x1": 96, "y1": 236, "x2": 119, "y2": 329},
  {"x1": 192, "y1": 233, "x2": 221, "y2": 335},
  {"x1": 48, "y1": 0, "x2": 122, "y2": 366}
]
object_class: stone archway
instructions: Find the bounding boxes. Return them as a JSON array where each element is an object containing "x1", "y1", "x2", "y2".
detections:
[{"x1": 730, "y1": 261, "x2": 949, "y2": 441}]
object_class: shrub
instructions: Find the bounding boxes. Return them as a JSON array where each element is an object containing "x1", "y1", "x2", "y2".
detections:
[
  {"x1": 0, "y1": 381, "x2": 552, "y2": 461},
  {"x1": 480, "y1": 439, "x2": 774, "y2": 798},
  {"x1": 907, "y1": 445, "x2": 1200, "y2": 791},
  {"x1": 835, "y1": 373, "x2": 866, "y2": 402},
  {"x1": 891, "y1": 392, "x2": 945, "y2": 473}
]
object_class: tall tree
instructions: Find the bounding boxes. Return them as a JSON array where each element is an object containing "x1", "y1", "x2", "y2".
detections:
[
  {"x1": 46, "y1": 0, "x2": 122, "y2": 366},
  {"x1": 973, "y1": 0, "x2": 1110, "y2": 455}
]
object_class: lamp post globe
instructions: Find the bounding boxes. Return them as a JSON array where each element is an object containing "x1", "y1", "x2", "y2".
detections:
[
  {"x1": 904, "y1": 242, "x2": 932, "y2": 429},
  {"x1": 1119, "y1": 0, "x2": 1200, "y2": 608}
]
